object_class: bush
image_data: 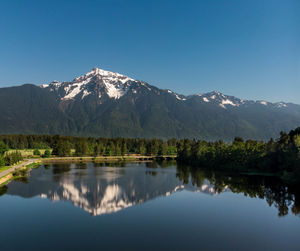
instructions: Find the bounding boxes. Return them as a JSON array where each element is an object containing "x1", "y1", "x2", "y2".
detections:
[
  {"x1": 33, "y1": 149, "x2": 41, "y2": 156},
  {"x1": 4, "y1": 151, "x2": 23, "y2": 166},
  {"x1": 12, "y1": 169, "x2": 27, "y2": 177},
  {"x1": 42, "y1": 149, "x2": 51, "y2": 158}
]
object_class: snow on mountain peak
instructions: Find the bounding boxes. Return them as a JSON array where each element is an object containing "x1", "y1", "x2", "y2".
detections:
[
  {"x1": 196, "y1": 91, "x2": 243, "y2": 108},
  {"x1": 41, "y1": 68, "x2": 137, "y2": 100},
  {"x1": 75, "y1": 67, "x2": 134, "y2": 84},
  {"x1": 276, "y1": 102, "x2": 287, "y2": 108},
  {"x1": 39, "y1": 68, "x2": 291, "y2": 109},
  {"x1": 166, "y1": 89, "x2": 186, "y2": 101}
]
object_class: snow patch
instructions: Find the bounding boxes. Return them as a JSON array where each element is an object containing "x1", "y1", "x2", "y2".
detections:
[
  {"x1": 104, "y1": 80, "x2": 128, "y2": 99},
  {"x1": 276, "y1": 102, "x2": 287, "y2": 108},
  {"x1": 82, "y1": 89, "x2": 91, "y2": 99},
  {"x1": 141, "y1": 82, "x2": 151, "y2": 91},
  {"x1": 175, "y1": 94, "x2": 186, "y2": 101},
  {"x1": 221, "y1": 99, "x2": 238, "y2": 106},
  {"x1": 260, "y1": 101, "x2": 267, "y2": 106},
  {"x1": 62, "y1": 77, "x2": 92, "y2": 100},
  {"x1": 203, "y1": 97, "x2": 209, "y2": 102}
]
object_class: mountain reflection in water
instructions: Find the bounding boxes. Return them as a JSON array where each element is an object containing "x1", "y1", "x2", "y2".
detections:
[{"x1": 3, "y1": 161, "x2": 300, "y2": 217}]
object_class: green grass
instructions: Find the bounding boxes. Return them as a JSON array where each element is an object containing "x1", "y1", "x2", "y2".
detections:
[
  {"x1": 7, "y1": 149, "x2": 52, "y2": 157},
  {"x1": 0, "y1": 166, "x2": 11, "y2": 173},
  {"x1": 0, "y1": 161, "x2": 41, "y2": 187},
  {"x1": 6, "y1": 149, "x2": 79, "y2": 157},
  {"x1": 0, "y1": 173, "x2": 13, "y2": 187},
  {"x1": 26, "y1": 163, "x2": 40, "y2": 169}
]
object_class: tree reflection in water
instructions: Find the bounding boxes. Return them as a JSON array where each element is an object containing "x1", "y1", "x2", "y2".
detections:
[
  {"x1": 1, "y1": 161, "x2": 299, "y2": 217},
  {"x1": 176, "y1": 164, "x2": 300, "y2": 217}
]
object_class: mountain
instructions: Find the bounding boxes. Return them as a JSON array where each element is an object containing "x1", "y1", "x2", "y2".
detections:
[{"x1": 0, "y1": 67, "x2": 299, "y2": 140}]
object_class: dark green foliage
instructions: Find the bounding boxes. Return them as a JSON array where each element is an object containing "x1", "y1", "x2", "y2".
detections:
[
  {"x1": 12, "y1": 169, "x2": 27, "y2": 177},
  {"x1": 0, "y1": 141, "x2": 9, "y2": 167},
  {"x1": 158, "y1": 142, "x2": 168, "y2": 156},
  {"x1": 42, "y1": 149, "x2": 51, "y2": 158},
  {"x1": 0, "y1": 156, "x2": 5, "y2": 167},
  {"x1": 0, "y1": 134, "x2": 177, "y2": 158},
  {"x1": 1, "y1": 127, "x2": 299, "y2": 179},
  {"x1": 4, "y1": 151, "x2": 23, "y2": 166},
  {"x1": 33, "y1": 149, "x2": 41, "y2": 156},
  {"x1": 121, "y1": 140, "x2": 127, "y2": 156},
  {"x1": 0, "y1": 141, "x2": 9, "y2": 156},
  {"x1": 75, "y1": 140, "x2": 90, "y2": 156},
  {"x1": 177, "y1": 127, "x2": 300, "y2": 180},
  {"x1": 52, "y1": 137, "x2": 71, "y2": 157},
  {"x1": 93, "y1": 142, "x2": 105, "y2": 156}
]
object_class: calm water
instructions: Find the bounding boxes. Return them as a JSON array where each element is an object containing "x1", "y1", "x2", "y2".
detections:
[{"x1": 0, "y1": 161, "x2": 299, "y2": 251}]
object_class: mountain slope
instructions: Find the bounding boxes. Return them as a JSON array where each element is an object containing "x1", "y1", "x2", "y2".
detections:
[
  {"x1": 0, "y1": 68, "x2": 299, "y2": 140},
  {"x1": 0, "y1": 84, "x2": 74, "y2": 135}
]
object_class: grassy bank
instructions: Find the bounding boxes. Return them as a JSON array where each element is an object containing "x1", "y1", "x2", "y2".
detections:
[
  {"x1": 0, "y1": 166, "x2": 11, "y2": 173},
  {"x1": 0, "y1": 155, "x2": 176, "y2": 186},
  {"x1": 0, "y1": 161, "x2": 41, "y2": 186},
  {"x1": 41, "y1": 155, "x2": 176, "y2": 163}
]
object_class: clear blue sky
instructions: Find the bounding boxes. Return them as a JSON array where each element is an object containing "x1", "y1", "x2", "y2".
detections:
[{"x1": 0, "y1": 0, "x2": 299, "y2": 103}]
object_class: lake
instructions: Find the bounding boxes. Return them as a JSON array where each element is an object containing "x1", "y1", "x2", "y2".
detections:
[{"x1": 0, "y1": 161, "x2": 299, "y2": 251}]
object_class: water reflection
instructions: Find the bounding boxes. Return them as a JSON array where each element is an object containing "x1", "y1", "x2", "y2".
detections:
[
  {"x1": 2, "y1": 161, "x2": 300, "y2": 217},
  {"x1": 177, "y1": 164, "x2": 300, "y2": 217}
]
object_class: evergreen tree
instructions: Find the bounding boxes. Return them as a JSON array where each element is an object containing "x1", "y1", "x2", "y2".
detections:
[
  {"x1": 43, "y1": 149, "x2": 51, "y2": 158},
  {"x1": 121, "y1": 140, "x2": 127, "y2": 156},
  {"x1": 4, "y1": 151, "x2": 23, "y2": 166},
  {"x1": 0, "y1": 141, "x2": 8, "y2": 156},
  {"x1": 52, "y1": 140, "x2": 71, "y2": 157},
  {"x1": 158, "y1": 142, "x2": 168, "y2": 156},
  {"x1": 75, "y1": 140, "x2": 89, "y2": 156}
]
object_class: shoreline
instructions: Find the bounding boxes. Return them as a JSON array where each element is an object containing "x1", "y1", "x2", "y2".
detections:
[{"x1": 0, "y1": 155, "x2": 177, "y2": 186}]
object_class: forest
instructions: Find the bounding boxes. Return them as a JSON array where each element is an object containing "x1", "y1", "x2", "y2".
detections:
[
  {"x1": 177, "y1": 127, "x2": 300, "y2": 181},
  {"x1": 0, "y1": 127, "x2": 299, "y2": 181}
]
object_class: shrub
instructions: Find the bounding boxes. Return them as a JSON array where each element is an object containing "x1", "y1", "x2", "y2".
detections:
[
  {"x1": 33, "y1": 149, "x2": 41, "y2": 156},
  {"x1": 4, "y1": 151, "x2": 23, "y2": 166},
  {"x1": 43, "y1": 149, "x2": 51, "y2": 158}
]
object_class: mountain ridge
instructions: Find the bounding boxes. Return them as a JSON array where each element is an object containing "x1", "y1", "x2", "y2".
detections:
[
  {"x1": 40, "y1": 67, "x2": 293, "y2": 110},
  {"x1": 0, "y1": 67, "x2": 299, "y2": 140}
]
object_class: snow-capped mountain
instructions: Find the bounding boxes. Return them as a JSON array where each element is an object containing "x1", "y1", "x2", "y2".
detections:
[
  {"x1": 41, "y1": 67, "x2": 290, "y2": 110},
  {"x1": 41, "y1": 67, "x2": 154, "y2": 101},
  {"x1": 0, "y1": 67, "x2": 299, "y2": 140},
  {"x1": 190, "y1": 91, "x2": 290, "y2": 109}
]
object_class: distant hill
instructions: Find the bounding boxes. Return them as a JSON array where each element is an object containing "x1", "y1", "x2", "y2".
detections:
[{"x1": 0, "y1": 67, "x2": 299, "y2": 140}]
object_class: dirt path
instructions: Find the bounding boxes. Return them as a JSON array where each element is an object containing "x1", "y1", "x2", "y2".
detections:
[{"x1": 0, "y1": 159, "x2": 36, "y2": 179}]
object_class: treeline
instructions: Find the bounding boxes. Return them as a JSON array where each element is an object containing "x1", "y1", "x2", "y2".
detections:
[
  {"x1": 177, "y1": 127, "x2": 300, "y2": 180},
  {"x1": 1, "y1": 128, "x2": 300, "y2": 178},
  {"x1": 0, "y1": 135, "x2": 178, "y2": 157}
]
